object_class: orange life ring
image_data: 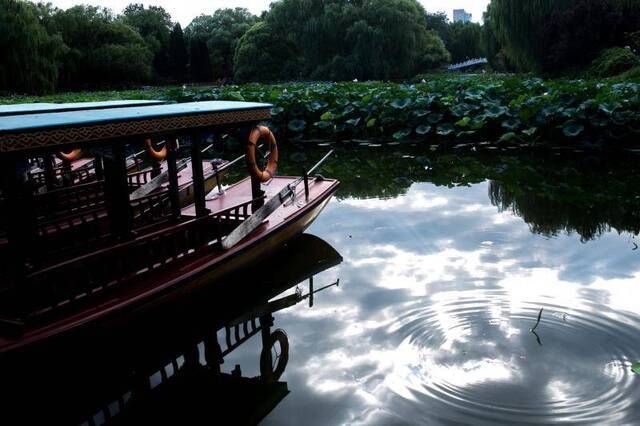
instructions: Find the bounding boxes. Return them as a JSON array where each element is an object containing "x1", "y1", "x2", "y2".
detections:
[
  {"x1": 247, "y1": 126, "x2": 278, "y2": 183},
  {"x1": 56, "y1": 148, "x2": 82, "y2": 162},
  {"x1": 145, "y1": 139, "x2": 167, "y2": 161}
]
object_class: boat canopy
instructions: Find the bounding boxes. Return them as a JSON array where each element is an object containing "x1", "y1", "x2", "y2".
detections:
[
  {"x1": 0, "y1": 101, "x2": 272, "y2": 153},
  {"x1": 0, "y1": 100, "x2": 165, "y2": 117}
]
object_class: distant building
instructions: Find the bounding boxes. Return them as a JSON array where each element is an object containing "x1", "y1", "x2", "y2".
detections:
[{"x1": 453, "y1": 9, "x2": 472, "y2": 23}]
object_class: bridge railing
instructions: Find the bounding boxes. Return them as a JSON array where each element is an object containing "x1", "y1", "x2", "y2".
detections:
[{"x1": 447, "y1": 58, "x2": 488, "y2": 71}]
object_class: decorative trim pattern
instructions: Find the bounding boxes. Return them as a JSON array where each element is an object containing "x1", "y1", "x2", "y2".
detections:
[{"x1": 0, "y1": 109, "x2": 270, "y2": 153}]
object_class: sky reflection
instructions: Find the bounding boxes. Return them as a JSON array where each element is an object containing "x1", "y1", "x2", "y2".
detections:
[{"x1": 254, "y1": 174, "x2": 640, "y2": 425}]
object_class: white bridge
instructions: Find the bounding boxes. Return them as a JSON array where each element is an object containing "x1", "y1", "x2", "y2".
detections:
[{"x1": 447, "y1": 58, "x2": 488, "y2": 71}]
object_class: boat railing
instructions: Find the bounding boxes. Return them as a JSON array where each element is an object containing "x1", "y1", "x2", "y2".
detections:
[
  {"x1": 29, "y1": 165, "x2": 94, "y2": 187},
  {"x1": 37, "y1": 207, "x2": 110, "y2": 256},
  {"x1": 130, "y1": 189, "x2": 173, "y2": 227},
  {"x1": 32, "y1": 190, "x2": 175, "y2": 259},
  {"x1": 5, "y1": 198, "x2": 259, "y2": 323},
  {"x1": 34, "y1": 180, "x2": 105, "y2": 220},
  {"x1": 127, "y1": 168, "x2": 155, "y2": 190}
]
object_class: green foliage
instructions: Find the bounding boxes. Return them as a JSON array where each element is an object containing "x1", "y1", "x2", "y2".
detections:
[
  {"x1": 543, "y1": 0, "x2": 628, "y2": 73},
  {"x1": 588, "y1": 48, "x2": 640, "y2": 78},
  {"x1": 121, "y1": 4, "x2": 173, "y2": 77},
  {"x1": 3, "y1": 75, "x2": 640, "y2": 148},
  {"x1": 264, "y1": 0, "x2": 450, "y2": 81},
  {"x1": 44, "y1": 5, "x2": 153, "y2": 89},
  {"x1": 168, "y1": 24, "x2": 188, "y2": 82},
  {"x1": 233, "y1": 21, "x2": 302, "y2": 82},
  {"x1": 487, "y1": 0, "x2": 569, "y2": 72},
  {"x1": 0, "y1": 0, "x2": 65, "y2": 94},
  {"x1": 153, "y1": 75, "x2": 640, "y2": 147},
  {"x1": 185, "y1": 8, "x2": 258, "y2": 81},
  {"x1": 189, "y1": 38, "x2": 213, "y2": 82},
  {"x1": 447, "y1": 22, "x2": 484, "y2": 63},
  {"x1": 487, "y1": 0, "x2": 640, "y2": 73},
  {"x1": 617, "y1": 66, "x2": 640, "y2": 81}
]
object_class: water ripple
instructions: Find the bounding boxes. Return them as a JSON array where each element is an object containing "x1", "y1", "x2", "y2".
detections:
[{"x1": 385, "y1": 290, "x2": 640, "y2": 424}]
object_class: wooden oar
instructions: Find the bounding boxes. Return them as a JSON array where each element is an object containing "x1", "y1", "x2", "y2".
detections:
[
  {"x1": 129, "y1": 143, "x2": 215, "y2": 200},
  {"x1": 221, "y1": 150, "x2": 334, "y2": 250},
  {"x1": 129, "y1": 158, "x2": 190, "y2": 200}
]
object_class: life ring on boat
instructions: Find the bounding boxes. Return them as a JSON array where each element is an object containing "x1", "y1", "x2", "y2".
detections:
[
  {"x1": 145, "y1": 139, "x2": 167, "y2": 161},
  {"x1": 56, "y1": 148, "x2": 82, "y2": 162},
  {"x1": 247, "y1": 126, "x2": 278, "y2": 182},
  {"x1": 259, "y1": 329, "x2": 289, "y2": 383}
]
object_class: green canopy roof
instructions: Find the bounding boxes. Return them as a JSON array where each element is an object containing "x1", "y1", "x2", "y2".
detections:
[
  {"x1": 0, "y1": 101, "x2": 272, "y2": 153},
  {"x1": 0, "y1": 100, "x2": 165, "y2": 117}
]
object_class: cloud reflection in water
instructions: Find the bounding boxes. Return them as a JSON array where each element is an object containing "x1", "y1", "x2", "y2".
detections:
[{"x1": 257, "y1": 176, "x2": 640, "y2": 425}]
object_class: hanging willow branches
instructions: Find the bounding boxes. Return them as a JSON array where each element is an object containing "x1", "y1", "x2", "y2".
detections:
[{"x1": 487, "y1": 0, "x2": 640, "y2": 73}]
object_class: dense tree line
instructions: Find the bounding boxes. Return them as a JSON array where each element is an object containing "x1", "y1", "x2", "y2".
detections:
[
  {"x1": 4, "y1": 0, "x2": 634, "y2": 94},
  {"x1": 234, "y1": 0, "x2": 451, "y2": 82},
  {"x1": 485, "y1": 0, "x2": 640, "y2": 74},
  {"x1": 0, "y1": 0, "x2": 468, "y2": 93}
]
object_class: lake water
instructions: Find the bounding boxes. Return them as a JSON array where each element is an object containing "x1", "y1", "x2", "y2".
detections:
[
  {"x1": 247, "y1": 144, "x2": 640, "y2": 425},
  {"x1": 8, "y1": 143, "x2": 640, "y2": 425}
]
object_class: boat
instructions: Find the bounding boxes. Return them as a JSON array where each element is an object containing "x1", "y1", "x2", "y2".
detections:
[
  {"x1": 6, "y1": 101, "x2": 168, "y2": 188},
  {"x1": 0, "y1": 233, "x2": 342, "y2": 424},
  {"x1": 0, "y1": 101, "x2": 339, "y2": 356}
]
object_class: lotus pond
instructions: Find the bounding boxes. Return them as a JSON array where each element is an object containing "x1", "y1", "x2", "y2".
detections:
[
  {"x1": 212, "y1": 141, "x2": 640, "y2": 425},
  {"x1": 3, "y1": 75, "x2": 640, "y2": 149}
]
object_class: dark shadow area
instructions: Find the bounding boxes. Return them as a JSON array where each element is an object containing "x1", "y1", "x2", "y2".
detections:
[{"x1": 0, "y1": 233, "x2": 342, "y2": 425}]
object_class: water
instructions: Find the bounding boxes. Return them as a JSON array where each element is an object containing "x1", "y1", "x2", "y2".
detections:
[
  {"x1": 6, "y1": 143, "x2": 640, "y2": 424},
  {"x1": 257, "y1": 144, "x2": 640, "y2": 425}
]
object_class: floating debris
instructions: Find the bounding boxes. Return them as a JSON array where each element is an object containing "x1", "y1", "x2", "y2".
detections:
[
  {"x1": 552, "y1": 311, "x2": 568, "y2": 321},
  {"x1": 531, "y1": 308, "x2": 544, "y2": 332}
]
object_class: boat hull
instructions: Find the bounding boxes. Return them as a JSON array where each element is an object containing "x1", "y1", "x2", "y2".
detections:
[{"x1": 0, "y1": 179, "x2": 338, "y2": 357}]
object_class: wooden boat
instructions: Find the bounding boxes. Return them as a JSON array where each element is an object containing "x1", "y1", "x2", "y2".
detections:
[
  {"x1": 0, "y1": 100, "x2": 167, "y2": 187},
  {"x1": 0, "y1": 101, "x2": 339, "y2": 356},
  {"x1": 1, "y1": 233, "x2": 342, "y2": 424}
]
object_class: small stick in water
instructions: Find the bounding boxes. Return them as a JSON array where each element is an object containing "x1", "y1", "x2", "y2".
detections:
[{"x1": 531, "y1": 308, "x2": 543, "y2": 332}]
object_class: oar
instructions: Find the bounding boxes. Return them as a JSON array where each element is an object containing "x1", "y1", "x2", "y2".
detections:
[
  {"x1": 221, "y1": 150, "x2": 334, "y2": 250},
  {"x1": 129, "y1": 158, "x2": 190, "y2": 199},
  {"x1": 129, "y1": 142, "x2": 216, "y2": 200}
]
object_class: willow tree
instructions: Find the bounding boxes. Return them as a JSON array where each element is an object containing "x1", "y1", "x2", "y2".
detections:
[
  {"x1": 487, "y1": 0, "x2": 571, "y2": 71},
  {"x1": 233, "y1": 21, "x2": 302, "y2": 82},
  {"x1": 487, "y1": 0, "x2": 638, "y2": 72},
  {"x1": 264, "y1": 0, "x2": 449, "y2": 81},
  {"x1": 0, "y1": 0, "x2": 64, "y2": 93},
  {"x1": 45, "y1": 5, "x2": 153, "y2": 88}
]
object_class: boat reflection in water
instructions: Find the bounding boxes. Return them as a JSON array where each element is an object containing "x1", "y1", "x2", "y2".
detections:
[{"x1": 1, "y1": 233, "x2": 342, "y2": 425}]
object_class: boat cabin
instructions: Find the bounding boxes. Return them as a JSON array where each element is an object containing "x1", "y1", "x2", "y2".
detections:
[
  {"x1": 0, "y1": 101, "x2": 339, "y2": 354},
  {"x1": 0, "y1": 100, "x2": 167, "y2": 187}
]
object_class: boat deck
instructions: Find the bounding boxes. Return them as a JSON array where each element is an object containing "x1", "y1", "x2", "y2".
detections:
[
  {"x1": 0, "y1": 175, "x2": 339, "y2": 353},
  {"x1": 183, "y1": 175, "x2": 333, "y2": 223}
]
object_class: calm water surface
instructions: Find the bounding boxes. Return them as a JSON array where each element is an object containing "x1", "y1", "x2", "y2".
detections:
[
  {"x1": 235, "y1": 144, "x2": 640, "y2": 425},
  {"x1": 11, "y1": 144, "x2": 640, "y2": 425}
]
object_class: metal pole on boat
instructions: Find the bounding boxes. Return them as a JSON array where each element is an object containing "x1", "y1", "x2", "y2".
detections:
[
  {"x1": 103, "y1": 142, "x2": 133, "y2": 238},
  {"x1": 0, "y1": 156, "x2": 38, "y2": 277},
  {"x1": 190, "y1": 132, "x2": 210, "y2": 217},
  {"x1": 94, "y1": 154, "x2": 104, "y2": 181},
  {"x1": 166, "y1": 139, "x2": 182, "y2": 221},
  {"x1": 43, "y1": 154, "x2": 55, "y2": 190}
]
